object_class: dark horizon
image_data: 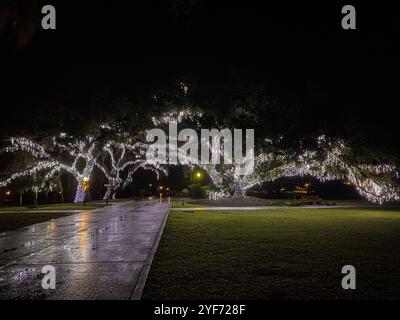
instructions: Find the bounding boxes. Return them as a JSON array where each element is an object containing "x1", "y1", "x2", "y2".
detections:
[{"x1": 2, "y1": 2, "x2": 399, "y2": 157}]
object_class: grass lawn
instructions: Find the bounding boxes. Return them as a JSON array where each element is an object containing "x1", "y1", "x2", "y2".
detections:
[
  {"x1": 170, "y1": 197, "x2": 371, "y2": 208},
  {"x1": 0, "y1": 198, "x2": 134, "y2": 232},
  {"x1": 0, "y1": 203, "x2": 101, "y2": 212},
  {"x1": 143, "y1": 207, "x2": 400, "y2": 300},
  {"x1": 171, "y1": 198, "x2": 209, "y2": 208},
  {"x1": 0, "y1": 211, "x2": 75, "y2": 233},
  {"x1": 0, "y1": 198, "x2": 133, "y2": 212}
]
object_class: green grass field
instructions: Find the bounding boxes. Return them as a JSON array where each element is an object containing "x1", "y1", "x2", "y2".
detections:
[
  {"x1": 0, "y1": 198, "x2": 134, "y2": 232},
  {"x1": 0, "y1": 203, "x2": 101, "y2": 212},
  {"x1": 143, "y1": 207, "x2": 400, "y2": 300},
  {"x1": 0, "y1": 198, "x2": 133, "y2": 212},
  {"x1": 171, "y1": 199, "x2": 209, "y2": 208},
  {"x1": 0, "y1": 211, "x2": 76, "y2": 233}
]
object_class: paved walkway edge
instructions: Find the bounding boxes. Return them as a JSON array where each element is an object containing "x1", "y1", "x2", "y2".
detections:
[
  {"x1": 130, "y1": 204, "x2": 171, "y2": 300},
  {"x1": 170, "y1": 205, "x2": 372, "y2": 211}
]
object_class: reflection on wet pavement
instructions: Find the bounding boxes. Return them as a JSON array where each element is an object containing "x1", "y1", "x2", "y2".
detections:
[{"x1": 0, "y1": 201, "x2": 170, "y2": 300}]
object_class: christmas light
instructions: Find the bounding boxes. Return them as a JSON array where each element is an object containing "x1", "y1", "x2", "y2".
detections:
[{"x1": 1, "y1": 125, "x2": 398, "y2": 204}]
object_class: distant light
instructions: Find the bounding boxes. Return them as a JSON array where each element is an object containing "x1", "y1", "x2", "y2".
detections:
[
  {"x1": 5, "y1": 191, "x2": 11, "y2": 196},
  {"x1": 196, "y1": 172, "x2": 202, "y2": 178},
  {"x1": 82, "y1": 177, "x2": 90, "y2": 193}
]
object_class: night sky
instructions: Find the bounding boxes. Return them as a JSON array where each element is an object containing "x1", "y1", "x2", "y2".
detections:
[{"x1": 1, "y1": 1, "x2": 399, "y2": 153}]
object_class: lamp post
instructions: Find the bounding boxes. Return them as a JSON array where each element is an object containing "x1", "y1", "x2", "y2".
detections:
[{"x1": 196, "y1": 171, "x2": 202, "y2": 184}]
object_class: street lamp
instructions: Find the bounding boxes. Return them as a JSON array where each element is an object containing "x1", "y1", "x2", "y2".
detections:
[
  {"x1": 196, "y1": 171, "x2": 202, "y2": 184},
  {"x1": 159, "y1": 186, "x2": 164, "y2": 202}
]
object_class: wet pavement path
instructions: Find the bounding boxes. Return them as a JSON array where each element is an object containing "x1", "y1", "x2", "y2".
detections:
[{"x1": 0, "y1": 200, "x2": 170, "y2": 300}]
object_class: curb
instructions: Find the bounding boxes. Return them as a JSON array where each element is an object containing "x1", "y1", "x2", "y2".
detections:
[{"x1": 130, "y1": 203, "x2": 171, "y2": 300}]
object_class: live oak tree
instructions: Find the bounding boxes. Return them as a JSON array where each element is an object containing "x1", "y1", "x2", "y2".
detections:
[
  {"x1": 150, "y1": 80, "x2": 400, "y2": 203},
  {"x1": 94, "y1": 125, "x2": 163, "y2": 200}
]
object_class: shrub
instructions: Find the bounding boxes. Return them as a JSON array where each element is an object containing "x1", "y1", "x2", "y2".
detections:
[
  {"x1": 188, "y1": 184, "x2": 206, "y2": 198},
  {"x1": 285, "y1": 199, "x2": 303, "y2": 206}
]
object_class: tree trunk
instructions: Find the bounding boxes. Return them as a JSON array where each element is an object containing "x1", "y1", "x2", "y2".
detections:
[
  {"x1": 32, "y1": 171, "x2": 39, "y2": 207},
  {"x1": 19, "y1": 191, "x2": 23, "y2": 207},
  {"x1": 103, "y1": 185, "x2": 113, "y2": 200},
  {"x1": 109, "y1": 188, "x2": 118, "y2": 199},
  {"x1": 74, "y1": 179, "x2": 85, "y2": 204},
  {"x1": 33, "y1": 188, "x2": 38, "y2": 207},
  {"x1": 103, "y1": 184, "x2": 119, "y2": 200},
  {"x1": 58, "y1": 175, "x2": 64, "y2": 203},
  {"x1": 233, "y1": 180, "x2": 246, "y2": 198},
  {"x1": 73, "y1": 160, "x2": 94, "y2": 204},
  {"x1": 103, "y1": 177, "x2": 121, "y2": 200}
]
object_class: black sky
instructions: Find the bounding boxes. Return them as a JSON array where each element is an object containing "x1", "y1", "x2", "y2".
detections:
[{"x1": 1, "y1": 1, "x2": 399, "y2": 154}]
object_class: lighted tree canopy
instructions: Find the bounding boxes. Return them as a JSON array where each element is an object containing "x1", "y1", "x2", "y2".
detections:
[
  {"x1": 0, "y1": 83, "x2": 399, "y2": 204},
  {"x1": 149, "y1": 106, "x2": 399, "y2": 204},
  {"x1": 0, "y1": 123, "x2": 165, "y2": 204}
]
